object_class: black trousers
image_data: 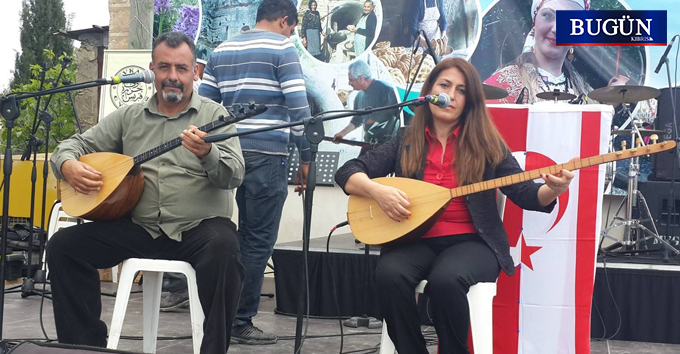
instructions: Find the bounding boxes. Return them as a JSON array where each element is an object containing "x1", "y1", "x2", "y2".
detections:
[
  {"x1": 375, "y1": 234, "x2": 501, "y2": 354},
  {"x1": 46, "y1": 216, "x2": 244, "y2": 354}
]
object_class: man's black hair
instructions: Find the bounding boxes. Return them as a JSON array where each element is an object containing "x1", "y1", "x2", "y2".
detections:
[
  {"x1": 152, "y1": 32, "x2": 197, "y2": 62},
  {"x1": 256, "y1": 0, "x2": 298, "y2": 26}
]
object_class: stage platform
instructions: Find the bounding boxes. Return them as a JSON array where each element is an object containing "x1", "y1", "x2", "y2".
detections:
[
  {"x1": 592, "y1": 254, "x2": 680, "y2": 346},
  {"x1": 0, "y1": 270, "x2": 679, "y2": 352},
  {"x1": 273, "y1": 232, "x2": 680, "y2": 349}
]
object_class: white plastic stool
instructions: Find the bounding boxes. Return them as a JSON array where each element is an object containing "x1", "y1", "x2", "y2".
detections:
[
  {"x1": 380, "y1": 280, "x2": 497, "y2": 354},
  {"x1": 46, "y1": 201, "x2": 118, "y2": 282},
  {"x1": 107, "y1": 258, "x2": 204, "y2": 354}
]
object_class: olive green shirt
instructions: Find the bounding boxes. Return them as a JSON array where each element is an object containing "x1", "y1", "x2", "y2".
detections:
[{"x1": 51, "y1": 93, "x2": 245, "y2": 241}]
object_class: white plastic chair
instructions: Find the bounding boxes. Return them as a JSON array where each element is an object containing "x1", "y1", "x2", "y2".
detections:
[
  {"x1": 379, "y1": 193, "x2": 506, "y2": 354},
  {"x1": 106, "y1": 258, "x2": 204, "y2": 354},
  {"x1": 46, "y1": 201, "x2": 118, "y2": 282}
]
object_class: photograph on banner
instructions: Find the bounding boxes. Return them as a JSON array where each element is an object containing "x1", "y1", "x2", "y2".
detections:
[
  {"x1": 297, "y1": 0, "x2": 383, "y2": 64},
  {"x1": 373, "y1": 0, "x2": 481, "y2": 87},
  {"x1": 195, "y1": 0, "x2": 256, "y2": 63},
  {"x1": 471, "y1": 0, "x2": 646, "y2": 106},
  {"x1": 299, "y1": 53, "x2": 402, "y2": 165},
  {"x1": 332, "y1": 57, "x2": 401, "y2": 153},
  {"x1": 153, "y1": 0, "x2": 201, "y2": 40}
]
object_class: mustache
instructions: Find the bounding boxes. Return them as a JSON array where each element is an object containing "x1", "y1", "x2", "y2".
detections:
[{"x1": 162, "y1": 80, "x2": 184, "y2": 90}]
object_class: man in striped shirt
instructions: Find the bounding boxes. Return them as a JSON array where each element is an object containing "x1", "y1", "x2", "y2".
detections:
[{"x1": 199, "y1": 0, "x2": 310, "y2": 345}]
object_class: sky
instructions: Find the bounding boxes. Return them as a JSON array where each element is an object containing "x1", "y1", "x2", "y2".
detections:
[{"x1": 0, "y1": 0, "x2": 110, "y2": 91}]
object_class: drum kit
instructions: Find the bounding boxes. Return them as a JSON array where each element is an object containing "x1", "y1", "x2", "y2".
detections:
[
  {"x1": 588, "y1": 85, "x2": 679, "y2": 258},
  {"x1": 480, "y1": 82, "x2": 678, "y2": 257}
]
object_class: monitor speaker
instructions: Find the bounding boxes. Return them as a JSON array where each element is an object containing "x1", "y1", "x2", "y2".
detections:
[{"x1": 651, "y1": 87, "x2": 680, "y2": 180}]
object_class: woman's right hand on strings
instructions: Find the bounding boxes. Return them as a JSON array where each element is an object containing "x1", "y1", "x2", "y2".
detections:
[
  {"x1": 368, "y1": 182, "x2": 411, "y2": 222},
  {"x1": 61, "y1": 159, "x2": 103, "y2": 195}
]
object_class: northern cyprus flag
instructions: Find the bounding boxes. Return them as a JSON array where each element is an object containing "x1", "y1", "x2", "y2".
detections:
[{"x1": 485, "y1": 104, "x2": 613, "y2": 354}]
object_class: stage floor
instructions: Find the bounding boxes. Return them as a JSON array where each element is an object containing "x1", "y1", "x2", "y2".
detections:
[{"x1": 1, "y1": 277, "x2": 679, "y2": 353}]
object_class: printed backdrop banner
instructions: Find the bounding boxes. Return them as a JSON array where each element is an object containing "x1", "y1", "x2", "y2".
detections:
[{"x1": 489, "y1": 104, "x2": 613, "y2": 354}]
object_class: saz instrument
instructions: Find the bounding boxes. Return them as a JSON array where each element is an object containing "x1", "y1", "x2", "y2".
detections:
[
  {"x1": 59, "y1": 105, "x2": 267, "y2": 221},
  {"x1": 347, "y1": 139, "x2": 676, "y2": 246}
]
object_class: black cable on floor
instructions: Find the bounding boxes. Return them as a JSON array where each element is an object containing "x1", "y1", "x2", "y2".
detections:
[
  {"x1": 601, "y1": 257, "x2": 622, "y2": 340},
  {"x1": 327, "y1": 220, "x2": 349, "y2": 354}
]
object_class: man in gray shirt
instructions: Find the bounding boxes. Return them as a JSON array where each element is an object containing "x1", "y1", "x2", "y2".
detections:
[
  {"x1": 333, "y1": 59, "x2": 400, "y2": 154},
  {"x1": 47, "y1": 32, "x2": 245, "y2": 354}
]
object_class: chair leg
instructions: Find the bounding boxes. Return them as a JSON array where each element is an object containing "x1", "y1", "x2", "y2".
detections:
[
  {"x1": 467, "y1": 283, "x2": 496, "y2": 354},
  {"x1": 379, "y1": 319, "x2": 396, "y2": 354},
  {"x1": 112, "y1": 264, "x2": 119, "y2": 283},
  {"x1": 106, "y1": 263, "x2": 137, "y2": 350},
  {"x1": 142, "y1": 271, "x2": 163, "y2": 353},
  {"x1": 183, "y1": 269, "x2": 204, "y2": 354}
]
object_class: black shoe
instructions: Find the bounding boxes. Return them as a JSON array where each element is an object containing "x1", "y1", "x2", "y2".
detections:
[
  {"x1": 231, "y1": 324, "x2": 278, "y2": 345},
  {"x1": 159, "y1": 289, "x2": 189, "y2": 312}
]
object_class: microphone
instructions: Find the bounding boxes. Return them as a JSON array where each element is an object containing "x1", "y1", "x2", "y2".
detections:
[
  {"x1": 516, "y1": 87, "x2": 527, "y2": 104},
  {"x1": 419, "y1": 93, "x2": 450, "y2": 108},
  {"x1": 655, "y1": 35, "x2": 677, "y2": 74},
  {"x1": 95, "y1": 70, "x2": 155, "y2": 85},
  {"x1": 419, "y1": 30, "x2": 439, "y2": 64}
]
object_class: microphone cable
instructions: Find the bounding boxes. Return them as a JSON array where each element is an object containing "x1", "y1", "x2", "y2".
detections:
[{"x1": 325, "y1": 220, "x2": 349, "y2": 354}]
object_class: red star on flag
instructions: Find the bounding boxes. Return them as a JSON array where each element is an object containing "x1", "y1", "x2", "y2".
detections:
[{"x1": 510, "y1": 233, "x2": 543, "y2": 271}]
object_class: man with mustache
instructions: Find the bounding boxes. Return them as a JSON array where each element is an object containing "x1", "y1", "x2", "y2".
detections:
[{"x1": 47, "y1": 32, "x2": 245, "y2": 353}]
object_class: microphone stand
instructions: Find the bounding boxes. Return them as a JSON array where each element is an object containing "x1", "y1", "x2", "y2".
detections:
[
  {"x1": 205, "y1": 98, "x2": 432, "y2": 354},
  {"x1": 63, "y1": 80, "x2": 83, "y2": 134},
  {"x1": 0, "y1": 78, "x2": 131, "y2": 341},
  {"x1": 10, "y1": 61, "x2": 68, "y2": 298},
  {"x1": 398, "y1": 32, "x2": 438, "y2": 124},
  {"x1": 0, "y1": 95, "x2": 21, "y2": 342}
]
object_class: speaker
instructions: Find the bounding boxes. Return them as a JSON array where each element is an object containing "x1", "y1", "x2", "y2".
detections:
[
  {"x1": 637, "y1": 180, "x2": 680, "y2": 250},
  {"x1": 6, "y1": 341, "x2": 137, "y2": 353},
  {"x1": 651, "y1": 87, "x2": 680, "y2": 180}
]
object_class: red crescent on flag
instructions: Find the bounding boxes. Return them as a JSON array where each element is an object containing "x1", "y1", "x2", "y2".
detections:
[{"x1": 524, "y1": 151, "x2": 569, "y2": 232}]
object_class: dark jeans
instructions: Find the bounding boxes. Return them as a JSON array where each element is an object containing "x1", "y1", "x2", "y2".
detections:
[
  {"x1": 163, "y1": 272, "x2": 187, "y2": 292},
  {"x1": 46, "y1": 216, "x2": 244, "y2": 354},
  {"x1": 375, "y1": 234, "x2": 501, "y2": 354},
  {"x1": 234, "y1": 151, "x2": 288, "y2": 327}
]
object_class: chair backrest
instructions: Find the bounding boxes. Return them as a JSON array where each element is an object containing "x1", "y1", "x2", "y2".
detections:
[
  {"x1": 47, "y1": 201, "x2": 86, "y2": 239},
  {"x1": 496, "y1": 191, "x2": 507, "y2": 220}
]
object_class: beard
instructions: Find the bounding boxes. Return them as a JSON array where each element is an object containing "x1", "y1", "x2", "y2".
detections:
[{"x1": 161, "y1": 80, "x2": 184, "y2": 102}]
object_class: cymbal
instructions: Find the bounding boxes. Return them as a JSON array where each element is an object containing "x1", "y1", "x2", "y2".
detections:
[
  {"x1": 535, "y1": 90, "x2": 576, "y2": 101},
  {"x1": 482, "y1": 84, "x2": 508, "y2": 100},
  {"x1": 588, "y1": 85, "x2": 660, "y2": 103},
  {"x1": 611, "y1": 129, "x2": 665, "y2": 136}
]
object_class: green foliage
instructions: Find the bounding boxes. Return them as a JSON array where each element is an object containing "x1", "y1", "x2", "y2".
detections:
[
  {"x1": 3, "y1": 51, "x2": 77, "y2": 155},
  {"x1": 11, "y1": 0, "x2": 73, "y2": 89}
]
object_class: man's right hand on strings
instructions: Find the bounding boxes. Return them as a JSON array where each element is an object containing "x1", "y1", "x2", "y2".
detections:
[{"x1": 61, "y1": 159, "x2": 103, "y2": 195}]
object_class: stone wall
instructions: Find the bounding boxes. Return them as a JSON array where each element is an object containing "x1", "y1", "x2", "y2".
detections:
[
  {"x1": 74, "y1": 40, "x2": 100, "y2": 132},
  {"x1": 108, "y1": 0, "x2": 130, "y2": 49}
]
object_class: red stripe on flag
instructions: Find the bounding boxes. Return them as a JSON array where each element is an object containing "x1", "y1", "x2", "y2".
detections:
[
  {"x1": 490, "y1": 108, "x2": 530, "y2": 152},
  {"x1": 490, "y1": 107, "x2": 529, "y2": 354},
  {"x1": 575, "y1": 111, "x2": 601, "y2": 354}
]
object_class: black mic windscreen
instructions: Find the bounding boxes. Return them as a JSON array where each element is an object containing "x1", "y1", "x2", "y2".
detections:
[{"x1": 516, "y1": 87, "x2": 527, "y2": 104}]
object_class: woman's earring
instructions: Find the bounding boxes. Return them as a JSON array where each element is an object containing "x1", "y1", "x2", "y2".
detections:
[{"x1": 568, "y1": 47, "x2": 575, "y2": 62}]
